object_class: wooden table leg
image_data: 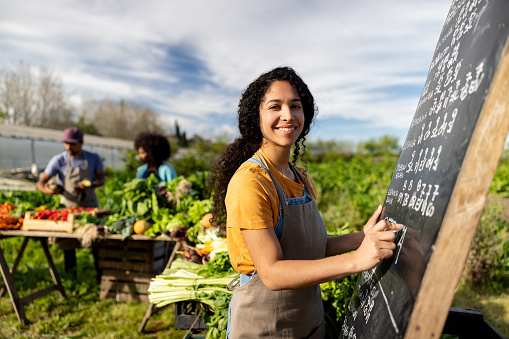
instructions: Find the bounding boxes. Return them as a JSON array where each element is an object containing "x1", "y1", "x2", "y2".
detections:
[
  {"x1": 0, "y1": 237, "x2": 29, "y2": 298},
  {"x1": 138, "y1": 241, "x2": 181, "y2": 333},
  {"x1": 0, "y1": 237, "x2": 67, "y2": 324},
  {"x1": 39, "y1": 238, "x2": 67, "y2": 299},
  {"x1": 0, "y1": 245, "x2": 29, "y2": 325}
]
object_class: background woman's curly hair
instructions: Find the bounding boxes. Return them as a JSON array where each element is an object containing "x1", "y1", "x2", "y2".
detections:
[
  {"x1": 134, "y1": 132, "x2": 171, "y2": 167},
  {"x1": 209, "y1": 66, "x2": 317, "y2": 226}
]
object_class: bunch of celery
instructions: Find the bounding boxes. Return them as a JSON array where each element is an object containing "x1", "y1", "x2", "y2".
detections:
[
  {"x1": 148, "y1": 258, "x2": 237, "y2": 308},
  {"x1": 149, "y1": 256, "x2": 238, "y2": 338}
]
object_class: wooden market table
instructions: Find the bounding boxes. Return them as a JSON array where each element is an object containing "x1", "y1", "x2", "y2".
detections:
[{"x1": 0, "y1": 229, "x2": 177, "y2": 325}]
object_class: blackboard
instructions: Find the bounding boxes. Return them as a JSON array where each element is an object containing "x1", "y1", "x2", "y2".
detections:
[{"x1": 340, "y1": 0, "x2": 509, "y2": 338}]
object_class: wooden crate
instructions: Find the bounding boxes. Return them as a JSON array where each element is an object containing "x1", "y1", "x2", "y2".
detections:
[
  {"x1": 22, "y1": 211, "x2": 75, "y2": 232},
  {"x1": 96, "y1": 239, "x2": 170, "y2": 302},
  {"x1": 99, "y1": 269, "x2": 154, "y2": 302},
  {"x1": 96, "y1": 239, "x2": 166, "y2": 274},
  {"x1": 22, "y1": 209, "x2": 111, "y2": 233}
]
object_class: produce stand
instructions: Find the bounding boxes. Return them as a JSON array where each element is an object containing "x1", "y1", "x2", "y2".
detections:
[{"x1": 0, "y1": 229, "x2": 177, "y2": 325}]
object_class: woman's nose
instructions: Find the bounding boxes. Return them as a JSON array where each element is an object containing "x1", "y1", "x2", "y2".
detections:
[{"x1": 280, "y1": 105, "x2": 293, "y2": 120}]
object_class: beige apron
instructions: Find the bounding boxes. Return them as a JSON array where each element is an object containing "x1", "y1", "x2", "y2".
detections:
[
  {"x1": 60, "y1": 152, "x2": 99, "y2": 208},
  {"x1": 228, "y1": 153, "x2": 327, "y2": 338},
  {"x1": 54, "y1": 152, "x2": 99, "y2": 261}
]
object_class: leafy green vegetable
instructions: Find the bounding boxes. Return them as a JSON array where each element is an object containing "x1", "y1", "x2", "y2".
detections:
[
  {"x1": 109, "y1": 216, "x2": 137, "y2": 240},
  {"x1": 100, "y1": 173, "x2": 213, "y2": 240},
  {"x1": 149, "y1": 254, "x2": 236, "y2": 339}
]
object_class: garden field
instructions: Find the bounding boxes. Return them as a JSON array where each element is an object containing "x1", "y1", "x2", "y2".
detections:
[{"x1": 0, "y1": 146, "x2": 508, "y2": 338}]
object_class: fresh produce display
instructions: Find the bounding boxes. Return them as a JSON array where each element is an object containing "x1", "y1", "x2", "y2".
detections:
[
  {"x1": 149, "y1": 251, "x2": 237, "y2": 339},
  {"x1": 102, "y1": 173, "x2": 219, "y2": 246},
  {"x1": 0, "y1": 190, "x2": 62, "y2": 215},
  {"x1": 0, "y1": 203, "x2": 23, "y2": 229},
  {"x1": 0, "y1": 214, "x2": 23, "y2": 230},
  {"x1": 0, "y1": 202, "x2": 16, "y2": 215},
  {"x1": 29, "y1": 206, "x2": 98, "y2": 221}
]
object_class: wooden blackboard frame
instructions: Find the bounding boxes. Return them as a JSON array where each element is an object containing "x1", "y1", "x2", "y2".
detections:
[{"x1": 404, "y1": 40, "x2": 509, "y2": 339}]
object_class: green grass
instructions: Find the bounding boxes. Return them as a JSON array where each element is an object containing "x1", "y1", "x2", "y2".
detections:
[
  {"x1": 0, "y1": 238, "x2": 204, "y2": 339},
  {"x1": 452, "y1": 279, "x2": 509, "y2": 338},
  {"x1": 1, "y1": 237, "x2": 507, "y2": 338},
  {"x1": 2, "y1": 153, "x2": 509, "y2": 338}
]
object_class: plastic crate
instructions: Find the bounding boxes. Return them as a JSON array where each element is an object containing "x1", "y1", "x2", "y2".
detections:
[{"x1": 174, "y1": 301, "x2": 209, "y2": 331}]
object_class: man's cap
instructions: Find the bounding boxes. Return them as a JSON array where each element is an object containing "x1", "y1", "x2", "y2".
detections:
[{"x1": 61, "y1": 127, "x2": 84, "y2": 143}]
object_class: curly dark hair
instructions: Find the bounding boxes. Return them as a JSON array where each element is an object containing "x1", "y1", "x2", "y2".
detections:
[
  {"x1": 209, "y1": 66, "x2": 317, "y2": 226},
  {"x1": 134, "y1": 132, "x2": 171, "y2": 167}
]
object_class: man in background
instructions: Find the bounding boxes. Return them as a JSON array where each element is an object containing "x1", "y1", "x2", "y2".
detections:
[{"x1": 37, "y1": 127, "x2": 105, "y2": 275}]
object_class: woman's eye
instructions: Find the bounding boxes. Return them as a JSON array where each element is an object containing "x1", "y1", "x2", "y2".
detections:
[{"x1": 269, "y1": 105, "x2": 280, "y2": 110}]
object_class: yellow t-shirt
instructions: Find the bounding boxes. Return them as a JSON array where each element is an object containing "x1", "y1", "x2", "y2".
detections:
[{"x1": 226, "y1": 150, "x2": 318, "y2": 275}]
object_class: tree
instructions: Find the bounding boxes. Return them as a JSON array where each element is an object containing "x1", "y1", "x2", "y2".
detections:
[
  {"x1": 92, "y1": 99, "x2": 165, "y2": 140},
  {"x1": 37, "y1": 67, "x2": 73, "y2": 129},
  {"x1": 0, "y1": 61, "x2": 36, "y2": 125},
  {"x1": 0, "y1": 60, "x2": 182, "y2": 142},
  {"x1": 305, "y1": 139, "x2": 356, "y2": 163},
  {"x1": 357, "y1": 135, "x2": 401, "y2": 156},
  {"x1": 0, "y1": 109, "x2": 7, "y2": 123},
  {"x1": 174, "y1": 120, "x2": 189, "y2": 147},
  {"x1": 0, "y1": 61, "x2": 73, "y2": 128}
]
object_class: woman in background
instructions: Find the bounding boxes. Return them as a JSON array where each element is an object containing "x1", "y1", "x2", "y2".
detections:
[{"x1": 134, "y1": 132, "x2": 177, "y2": 182}]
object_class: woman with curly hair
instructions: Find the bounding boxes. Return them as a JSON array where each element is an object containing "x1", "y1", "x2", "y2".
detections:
[
  {"x1": 134, "y1": 132, "x2": 177, "y2": 182},
  {"x1": 210, "y1": 66, "x2": 400, "y2": 338}
]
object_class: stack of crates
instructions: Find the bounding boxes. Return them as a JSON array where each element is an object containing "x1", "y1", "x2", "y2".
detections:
[{"x1": 97, "y1": 239, "x2": 170, "y2": 302}]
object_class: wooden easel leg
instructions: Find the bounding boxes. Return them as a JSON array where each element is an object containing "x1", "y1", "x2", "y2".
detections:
[
  {"x1": 39, "y1": 238, "x2": 67, "y2": 299},
  {"x1": 0, "y1": 245, "x2": 29, "y2": 325},
  {"x1": 0, "y1": 237, "x2": 29, "y2": 298},
  {"x1": 138, "y1": 241, "x2": 181, "y2": 333}
]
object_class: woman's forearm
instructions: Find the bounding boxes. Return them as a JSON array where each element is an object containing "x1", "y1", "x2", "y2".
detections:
[{"x1": 325, "y1": 232, "x2": 365, "y2": 257}]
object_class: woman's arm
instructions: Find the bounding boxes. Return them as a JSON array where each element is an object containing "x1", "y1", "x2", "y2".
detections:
[
  {"x1": 325, "y1": 206, "x2": 383, "y2": 257},
  {"x1": 241, "y1": 208, "x2": 400, "y2": 291},
  {"x1": 325, "y1": 232, "x2": 365, "y2": 257}
]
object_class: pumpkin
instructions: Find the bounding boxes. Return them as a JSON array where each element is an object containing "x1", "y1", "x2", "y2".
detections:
[
  {"x1": 133, "y1": 220, "x2": 150, "y2": 234},
  {"x1": 201, "y1": 213, "x2": 214, "y2": 228}
]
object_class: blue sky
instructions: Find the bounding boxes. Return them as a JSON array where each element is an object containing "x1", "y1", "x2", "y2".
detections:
[{"x1": 0, "y1": 0, "x2": 452, "y2": 145}]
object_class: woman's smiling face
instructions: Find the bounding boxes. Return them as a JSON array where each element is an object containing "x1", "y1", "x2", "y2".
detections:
[{"x1": 259, "y1": 81, "x2": 304, "y2": 151}]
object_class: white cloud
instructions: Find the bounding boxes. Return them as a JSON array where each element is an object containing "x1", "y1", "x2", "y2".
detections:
[{"x1": 0, "y1": 0, "x2": 452, "y2": 142}]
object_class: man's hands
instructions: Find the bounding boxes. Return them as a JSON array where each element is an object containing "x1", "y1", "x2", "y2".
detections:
[
  {"x1": 38, "y1": 173, "x2": 62, "y2": 195},
  {"x1": 46, "y1": 183, "x2": 63, "y2": 195}
]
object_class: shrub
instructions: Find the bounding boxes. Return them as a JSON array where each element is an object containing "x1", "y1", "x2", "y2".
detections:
[{"x1": 464, "y1": 196, "x2": 509, "y2": 291}]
